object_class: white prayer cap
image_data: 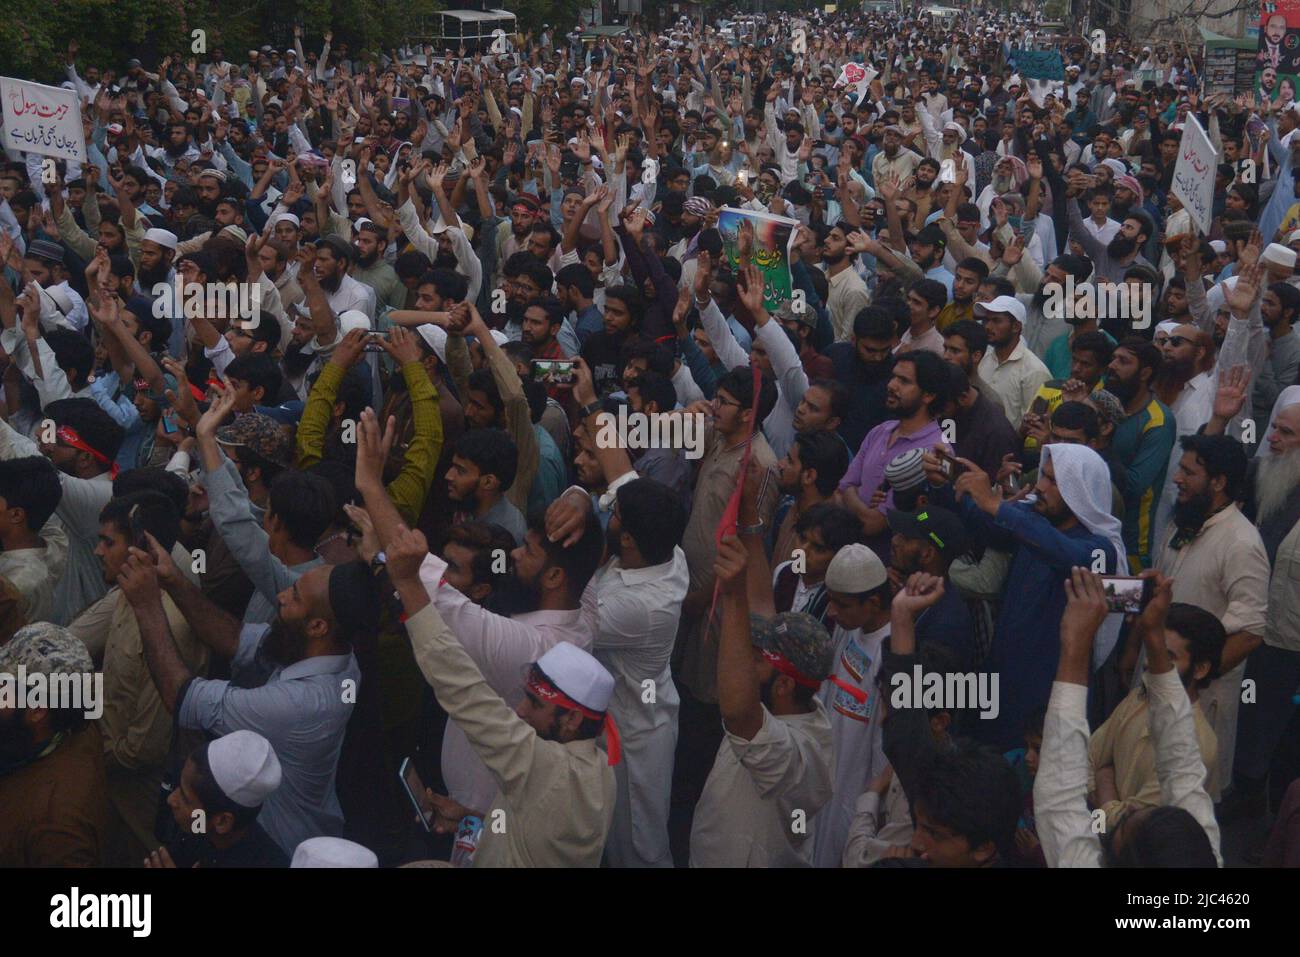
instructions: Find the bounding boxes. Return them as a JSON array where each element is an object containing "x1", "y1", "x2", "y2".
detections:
[
  {"x1": 338, "y1": 310, "x2": 372, "y2": 335},
  {"x1": 1209, "y1": 240, "x2": 1226, "y2": 255},
  {"x1": 38, "y1": 285, "x2": 77, "y2": 331},
  {"x1": 1261, "y1": 243, "x2": 1297, "y2": 271},
  {"x1": 208, "y1": 730, "x2": 281, "y2": 808},
  {"x1": 304, "y1": 309, "x2": 371, "y2": 356},
  {"x1": 291, "y1": 837, "x2": 379, "y2": 869},
  {"x1": 942, "y1": 121, "x2": 966, "y2": 143},
  {"x1": 197, "y1": 168, "x2": 227, "y2": 182},
  {"x1": 416, "y1": 324, "x2": 448, "y2": 364},
  {"x1": 143, "y1": 228, "x2": 179, "y2": 251},
  {"x1": 974, "y1": 295, "x2": 1027, "y2": 325},
  {"x1": 1100, "y1": 158, "x2": 1127, "y2": 176},
  {"x1": 824, "y1": 542, "x2": 888, "y2": 594},
  {"x1": 1154, "y1": 320, "x2": 1180, "y2": 337},
  {"x1": 269, "y1": 212, "x2": 300, "y2": 229},
  {"x1": 535, "y1": 642, "x2": 615, "y2": 714},
  {"x1": 1287, "y1": 230, "x2": 1300, "y2": 247}
]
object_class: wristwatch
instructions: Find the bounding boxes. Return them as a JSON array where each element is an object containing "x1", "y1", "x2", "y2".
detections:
[{"x1": 578, "y1": 400, "x2": 602, "y2": 419}]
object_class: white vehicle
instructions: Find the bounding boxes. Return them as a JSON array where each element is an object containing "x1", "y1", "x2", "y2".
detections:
[{"x1": 421, "y1": 9, "x2": 518, "y2": 54}]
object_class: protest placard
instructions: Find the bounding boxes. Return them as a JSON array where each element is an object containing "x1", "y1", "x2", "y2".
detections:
[
  {"x1": 1170, "y1": 115, "x2": 1217, "y2": 235},
  {"x1": 0, "y1": 77, "x2": 87, "y2": 163}
]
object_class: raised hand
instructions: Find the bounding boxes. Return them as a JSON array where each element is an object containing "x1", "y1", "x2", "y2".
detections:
[
  {"x1": 891, "y1": 571, "x2": 946, "y2": 618},
  {"x1": 354, "y1": 407, "x2": 397, "y2": 492},
  {"x1": 736, "y1": 262, "x2": 767, "y2": 316},
  {"x1": 1212, "y1": 364, "x2": 1251, "y2": 423}
]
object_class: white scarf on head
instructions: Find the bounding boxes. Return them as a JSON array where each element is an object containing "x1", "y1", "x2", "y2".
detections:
[
  {"x1": 1259, "y1": 386, "x2": 1300, "y2": 459},
  {"x1": 1040, "y1": 443, "x2": 1129, "y2": 668}
]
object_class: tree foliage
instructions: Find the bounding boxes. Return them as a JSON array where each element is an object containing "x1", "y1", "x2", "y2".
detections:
[{"x1": 0, "y1": 0, "x2": 448, "y2": 83}]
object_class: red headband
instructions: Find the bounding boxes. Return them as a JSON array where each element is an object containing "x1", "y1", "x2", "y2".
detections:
[
  {"x1": 526, "y1": 672, "x2": 621, "y2": 765},
  {"x1": 56, "y1": 425, "x2": 119, "y2": 478},
  {"x1": 760, "y1": 647, "x2": 868, "y2": 704}
]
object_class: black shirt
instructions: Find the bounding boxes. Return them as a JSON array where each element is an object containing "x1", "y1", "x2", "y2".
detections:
[{"x1": 167, "y1": 823, "x2": 289, "y2": 868}]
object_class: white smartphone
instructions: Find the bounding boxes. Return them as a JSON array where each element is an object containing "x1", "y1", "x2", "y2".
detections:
[{"x1": 398, "y1": 756, "x2": 434, "y2": 832}]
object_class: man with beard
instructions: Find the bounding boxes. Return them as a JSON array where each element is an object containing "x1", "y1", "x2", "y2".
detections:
[
  {"x1": 1229, "y1": 393, "x2": 1300, "y2": 820},
  {"x1": 821, "y1": 223, "x2": 872, "y2": 344},
  {"x1": 825, "y1": 306, "x2": 897, "y2": 453},
  {"x1": 909, "y1": 226, "x2": 955, "y2": 298},
  {"x1": 194, "y1": 169, "x2": 225, "y2": 219},
  {"x1": 976, "y1": 296, "x2": 1051, "y2": 427},
  {"x1": 310, "y1": 236, "x2": 375, "y2": 322},
  {"x1": 1151, "y1": 324, "x2": 1215, "y2": 553},
  {"x1": 937, "y1": 257, "x2": 987, "y2": 332},
  {"x1": 1088, "y1": 603, "x2": 1224, "y2": 833},
  {"x1": 159, "y1": 121, "x2": 199, "y2": 171},
  {"x1": 67, "y1": 491, "x2": 203, "y2": 866},
  {"x1": 1253, "y1": 282, "x2": 1300, "y2": 427},
  {"x1": 445, "y1": 428, "x2": 526, "y2": 547},
  {"x1": 1153, "y1": 435, "x2": 1269, "y2": 803},
  {"x1": 941, "y1": 361, "x2": 1020, "y2": 479},
  {"x1": 195, "y1": 392, "x2": 333, "y2": 625},
  {"x1": 872, "y1": 124, "x2": 922, "y2": 188},
  {"x1": 942, "y1": 319, "x2": 1007, "y2": 418},
  {"x1": 519, "y1": 295, "x2": 569, "y2": 363},
  {"x1": 350, "y1": 220, "x2": 406, "y2": 316},
  {"x1": 544, "y1": 474, "x2": 690, "y2": 868},
  {"x1": 0, "y1": 623, "x2": 107, "y2": 866},
  {"x1": 1066, "y1": 179, "x2": 1156, "y2": 285},
  {"x1": 922, "y1": 442, "x2": 1126, "y2": 750},
  {"x1": 838, "y1": 351, "x2": 950, "y2": 557},
  {"x1": 886, "y1": 505, "x2": 975, "y2": 669},
  {"x1": 976, "y1": 155, "x2": 1027, "y2": 231},
  {"x1": 1106, "y1": 337, "x2": 1176, "y2": 570},
  {"x1": 355, "y1": 409, "x2": 608, "y2": 859},
  {"x1": 770, "y1": 431, "x2": 852, "y2": 572},
  {"x1": 494, "y1": 193, "x2": 541, "y2": 292},
  {"x1": 387, "y1": 525, "x2": 617, "y2": 868},
  {"x1": 117, "y1": 523, "x2": 372, "y2": 858}
]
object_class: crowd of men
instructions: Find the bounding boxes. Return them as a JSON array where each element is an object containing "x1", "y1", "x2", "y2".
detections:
[{"x1": 2, "y1": 5, "x2": 1300, "y2": 869}]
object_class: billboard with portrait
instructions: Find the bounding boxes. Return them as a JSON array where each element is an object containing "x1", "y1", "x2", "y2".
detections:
[{"x1": 1257, "y1": 1, "x2": 1300, "y2": 104}]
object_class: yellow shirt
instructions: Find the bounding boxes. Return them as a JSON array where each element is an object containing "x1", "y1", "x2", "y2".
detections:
[{"x1": 1088, "y1": 682, "x2": 1217, "y2": 831}]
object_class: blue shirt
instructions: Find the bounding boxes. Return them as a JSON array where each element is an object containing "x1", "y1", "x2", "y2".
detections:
[
  {"x1": 178, "y1": 623, "x2": 361, "y2": 855},
  {"x1": 89, "y1": 372, "x2": 149, "y2": 470},
  {"x1": 924, "y1": 264, "x2": 955, "y2": 298},
  {"x1": 941, "y1": 491, "x2": 1119, "y2": 750},
  {"x1": 202, "y1": 455, "x2": 324, "y2": 624}
]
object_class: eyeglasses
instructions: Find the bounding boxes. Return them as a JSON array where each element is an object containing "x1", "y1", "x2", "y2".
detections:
[
  {"x1": 712, "y1": 394, "x2": 743, "y2": 409},
  {"x1": 1165, "y1": 335, "x2": 1194, "y2": 347}
]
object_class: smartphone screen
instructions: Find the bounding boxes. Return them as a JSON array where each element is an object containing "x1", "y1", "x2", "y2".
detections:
[
  {"x1": 939, "y1": 159, "x2": 957, "y2": 183},
  {"x1": 399, "y1": 757, "x2": 433, "y2": 832},
  {"x1": 532, "y1": 358, "x2": 575, "y2": 385},
  {"x1": 1099, "y1": 576, "x2": 1153, "y2": 615},
  {"x1": 162, "y1": 409, "x2": 179, "y2": 434}
]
